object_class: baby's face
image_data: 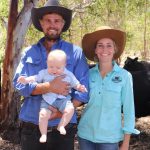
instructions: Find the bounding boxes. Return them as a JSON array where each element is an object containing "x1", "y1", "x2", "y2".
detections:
[{"x1": 47, "y1": 59, "x2": 66, "y2": 76}]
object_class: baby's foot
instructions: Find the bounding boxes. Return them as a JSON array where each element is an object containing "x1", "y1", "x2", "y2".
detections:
[
  {"x1": 39, "y1": 134, "x2": 47, "y2": 143},
  {"x1": 58, "y1": 126, "x2": 66, "y2": 135}
]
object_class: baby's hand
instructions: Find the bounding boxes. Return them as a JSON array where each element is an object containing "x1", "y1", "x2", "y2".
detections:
[
  {"x1": 77, "y1": 85, "x2": 88, "y2": 93},
  {"x1": 17, "y1": 76, "x2": 27, "y2": 84}
]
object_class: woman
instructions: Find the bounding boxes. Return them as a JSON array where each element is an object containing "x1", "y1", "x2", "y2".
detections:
[{"x1": 78, "y1": 26, "x2": 139, "y2": 150}]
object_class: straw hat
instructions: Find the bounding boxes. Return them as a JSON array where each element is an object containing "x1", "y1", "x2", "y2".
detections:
[
  {"x1": 82, "y1": 26, "x2": 126, "y2": 61},
  {"x1": 31, "y1": 0, "x2": 72, "y2": 32}
]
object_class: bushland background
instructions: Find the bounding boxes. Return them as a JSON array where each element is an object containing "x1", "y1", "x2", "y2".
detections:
[{"x1": 0, "y1": 0, "x2": 150, "y2": 149}]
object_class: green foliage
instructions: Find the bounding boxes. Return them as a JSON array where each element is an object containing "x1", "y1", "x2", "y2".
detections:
[
  {"x1": 0, "y1": 0, "x2": 150, "y2": 65},
  {"x1": 63, "y1": 0, "x2": 149, "y2": 59},
  {"x1": 0, "y1": 1, "x2": 9, "y2": 18},
  {"x1": 25, "y1": 25, "x2": 43, "y2": 48},
  {"x1": 0, "y1": 26, "x2": 6, "y2": 65},
  {"x1": 0, "y1": 0, "x2": 9, "y2": 65}
]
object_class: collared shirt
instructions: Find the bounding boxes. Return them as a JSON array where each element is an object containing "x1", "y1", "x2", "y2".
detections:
[
  {"x1": 78, "y1": 62, "x2": 139, "y2": 143},
  {"x1": 13, "y1": 37, "x2": 89, "y2": 126}
]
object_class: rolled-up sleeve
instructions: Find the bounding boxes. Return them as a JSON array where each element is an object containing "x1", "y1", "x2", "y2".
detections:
[
  {"x1": 121, "y1": 72, "x2": 140, "y2": 135},
  {"x1": 71, "y1": 46, "x2": 89, "y2": 103}
]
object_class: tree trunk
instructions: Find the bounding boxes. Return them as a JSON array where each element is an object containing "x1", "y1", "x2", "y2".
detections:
[
  {"x1": 0, "y1": 0, "x2": 18, "y2": 126},
  {"x1": 0, "y1": 0, "x2": 39, "y2": 127},
  {"x1": 143, "y1": 0, "x2": 148, "y2": 59}
]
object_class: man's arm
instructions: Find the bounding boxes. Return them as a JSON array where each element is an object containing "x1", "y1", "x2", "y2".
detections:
[
  {"x1": 71, "y1": 46, "x2": 89, "y2": 104},
  {"x1": 72, "y1": 98, "x2": 83, "y2": 108},
  {"x1": 32, "y1": 75, "x2": 70, "y2": 95}
]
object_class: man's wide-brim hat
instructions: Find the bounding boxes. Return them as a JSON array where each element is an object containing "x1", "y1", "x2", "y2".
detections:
[
  {"x1": 31, "y1": 0, "x2": 72, "y2": 32},
  {"x1": 82, "y1": 26, "x2": 126, "y2": 61}
]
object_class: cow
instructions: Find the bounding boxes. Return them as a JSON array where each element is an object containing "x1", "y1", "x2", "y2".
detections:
[{"x1": 123, "y1": 57, "x2": 150, "y2": 117}]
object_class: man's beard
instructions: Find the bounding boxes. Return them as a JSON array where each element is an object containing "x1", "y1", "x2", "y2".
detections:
[{"x1": 45, "y1": 33, "x2": 60, "y2": 41}]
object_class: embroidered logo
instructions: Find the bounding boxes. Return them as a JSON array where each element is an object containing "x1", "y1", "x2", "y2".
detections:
[{"x1": 112, "y1": 76, "x2": 122, "y2": 83}]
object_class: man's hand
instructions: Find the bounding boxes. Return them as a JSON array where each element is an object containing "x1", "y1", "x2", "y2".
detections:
[
  {"x1": 72, "y1": 99, "x2": 83, "y2": 108},
  {"x1": 48, "y1": 106, "x2": 62, "y2": 120},
  {"x1": 32, "y1": 75, "x2": 70, "y2": 95},
  {"x1": 50, "y1": 75, "x2": 70, "y2": 95}
]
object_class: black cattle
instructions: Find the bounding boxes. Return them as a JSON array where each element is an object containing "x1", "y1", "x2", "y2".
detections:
[{"x1": 124, "y1": 57, "x2": 150, "y2": 117}]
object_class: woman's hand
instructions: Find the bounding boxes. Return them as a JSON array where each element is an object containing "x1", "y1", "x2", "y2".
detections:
[
  {"x1": 119, "y1": 143, "x2": 129, "y2": 150},
  {"x1": 119, "y1": 134, "x2": 130, "y2": 150}
]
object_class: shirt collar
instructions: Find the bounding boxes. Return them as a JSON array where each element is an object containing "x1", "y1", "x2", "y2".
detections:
[
  {"x1": 94, "y1": 61, "x2": 121, "y2": 73},
  {"x1": 112, "y1": 61, "x2": 121, "y2": 72},
  {"x1": 37, "y1": 37, "x2": 63, "y2": 50}
]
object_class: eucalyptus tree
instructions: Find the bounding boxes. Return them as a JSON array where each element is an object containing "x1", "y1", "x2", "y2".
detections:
[
  {"x1": 74, "y1": 0, "x2": 149, "y2": 59},
  {"x1": 0, "y1": 0, "x2": 93, "y2": 127},
  {"x1": 0, "y1": 0, "x2": 9, "y2": 64},
  {"x1": 1, "y1": 0, "x2": 39, "y2": 126},
  {"x1": 0, "y1": 0, "x2": 149, "y2": 128}
]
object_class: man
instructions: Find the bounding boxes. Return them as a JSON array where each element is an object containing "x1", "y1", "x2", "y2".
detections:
[{"x1": 13, "y1": 0, "x2": 89, "y2": 150}]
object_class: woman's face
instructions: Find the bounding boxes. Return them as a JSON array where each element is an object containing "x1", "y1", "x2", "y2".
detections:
[{"x1": 95, "y1": 38, "x2": 116, "y2": 63}]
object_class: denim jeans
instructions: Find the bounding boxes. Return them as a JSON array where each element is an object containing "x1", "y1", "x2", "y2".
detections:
[
  {"x1": 20, "y1": 122, "x2": 77, "y2": 150},
  {"x1": 78, "y1": 136, "x2": 119, "y2": 150}
]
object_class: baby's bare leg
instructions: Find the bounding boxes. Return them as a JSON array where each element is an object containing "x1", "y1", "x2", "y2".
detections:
[
  {"x1": 39, "y1": 108, "x2": 52, "y2": 143},
  {"x1": 57, "y1": 107, "x2": 74, "y2": 135}
]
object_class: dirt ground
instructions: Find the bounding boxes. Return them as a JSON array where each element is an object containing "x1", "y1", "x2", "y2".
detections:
[{"x1": 0, "y1": 116, "x2": 150, "y2": 150}]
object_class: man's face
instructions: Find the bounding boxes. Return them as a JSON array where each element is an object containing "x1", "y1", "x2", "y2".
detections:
[{"x1": 39, "y1": 13, "x2": 65, "y2": 41}]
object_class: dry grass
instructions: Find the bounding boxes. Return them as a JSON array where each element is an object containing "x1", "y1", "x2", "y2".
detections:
[{"x1": 1, "y1": 114, "x2": 150, "y2": 150}]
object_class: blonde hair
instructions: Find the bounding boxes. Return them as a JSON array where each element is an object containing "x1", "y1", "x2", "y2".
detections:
[{"x1": 47, "y1": 49, "x2": 67, "y2": 62}]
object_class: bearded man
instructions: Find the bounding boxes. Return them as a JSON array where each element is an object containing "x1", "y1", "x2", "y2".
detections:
[{"x1": 13, "y1": 0, "x2": 89, "y2": 150}]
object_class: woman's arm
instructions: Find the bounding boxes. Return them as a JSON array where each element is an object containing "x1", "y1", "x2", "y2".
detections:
[{"x1": 119, "y1": 134, "x2": 130, "y2": 150}]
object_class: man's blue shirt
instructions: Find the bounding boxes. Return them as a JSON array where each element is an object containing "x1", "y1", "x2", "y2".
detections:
[{"x1": 13, "y1": 37, "x2": 89, "y2": 126}]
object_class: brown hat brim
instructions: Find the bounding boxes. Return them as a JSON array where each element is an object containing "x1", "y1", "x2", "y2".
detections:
[
  {"x1": 31, "y1": 6, "x2": 72, "y2": 32},
  {"x1": 82, "y1": 29, "x2": 126, "y2": 61}
]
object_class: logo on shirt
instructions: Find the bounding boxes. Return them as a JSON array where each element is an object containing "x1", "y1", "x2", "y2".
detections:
[{"x1": 112, "y1": 76, "x2": 122, "y2": 83}]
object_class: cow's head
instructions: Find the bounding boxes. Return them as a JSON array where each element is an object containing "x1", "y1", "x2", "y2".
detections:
[{"x1": 124, "y1": 57, "x2": 145, "y2": 71}]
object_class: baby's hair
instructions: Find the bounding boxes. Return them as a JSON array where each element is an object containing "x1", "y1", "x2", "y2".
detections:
[{"x1": 47, "y1": 49, "x2": 67, "y2": 62}]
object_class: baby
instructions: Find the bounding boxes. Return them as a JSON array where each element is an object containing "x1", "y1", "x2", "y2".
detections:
[{"x1": 17, "y1": 49, "x2": 87, "y2": 143}]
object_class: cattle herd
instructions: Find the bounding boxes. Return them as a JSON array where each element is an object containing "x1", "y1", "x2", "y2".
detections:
[{"x1": 123, "y1": 57, "x2": 150, "y2": 117}]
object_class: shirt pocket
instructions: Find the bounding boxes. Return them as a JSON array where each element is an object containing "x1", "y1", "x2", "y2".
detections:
[
  {"x1": 103, "y1": 85, "x2": 122, "y2": 108},
  {"x1": 26, "y1": 57, "x2": 43, "y2": 75},
  {"x1": 89, "y1": 77, "x2": 97, "y2": 88},
  {"x1": 89, "y1": 79, "x2": 98, "y2": 94},
  {"x1": 88, "y1": 80, "x2": 99, "y2": 105},
  {"x1": 106, "y1": 85, "x2": 121, "y2": 93}
]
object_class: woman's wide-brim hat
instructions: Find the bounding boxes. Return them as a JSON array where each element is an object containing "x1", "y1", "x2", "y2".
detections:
[
  {"x1": 82, "y1": 26, "x2": 126, "y2": 61},
  {"x1": 31, "y1": 0, "x2": 72, "y2": 32}
]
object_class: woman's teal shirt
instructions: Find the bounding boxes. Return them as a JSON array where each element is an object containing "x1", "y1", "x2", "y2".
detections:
[{"x1": 78, "y1": 62, "x2": 139, "y2": 143}]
